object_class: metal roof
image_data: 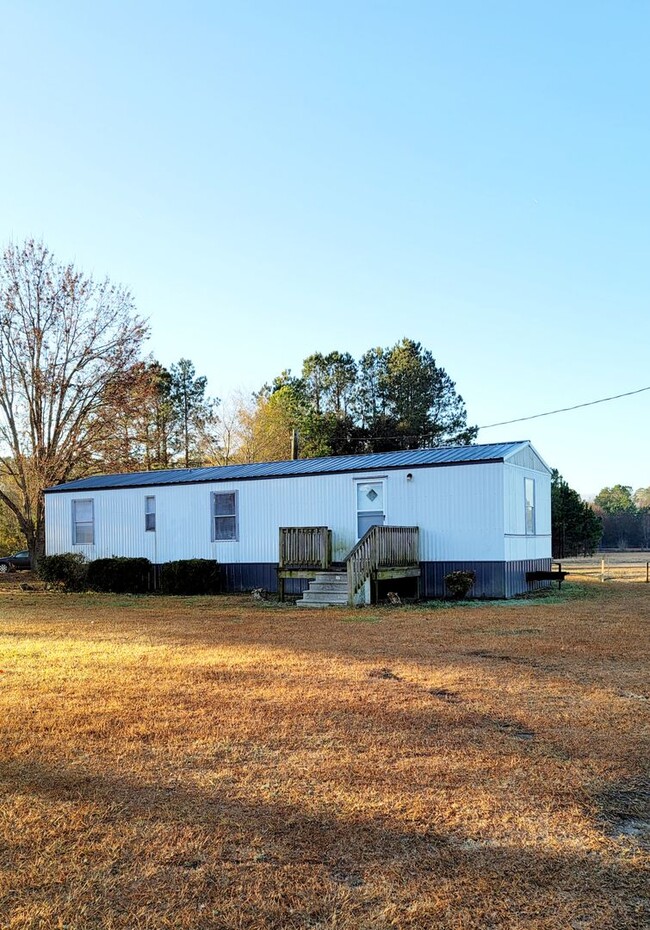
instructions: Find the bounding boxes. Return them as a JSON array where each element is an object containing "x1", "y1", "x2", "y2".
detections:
[{"x1": 45, "y1": 441, "x2": 535, "y2": 493}]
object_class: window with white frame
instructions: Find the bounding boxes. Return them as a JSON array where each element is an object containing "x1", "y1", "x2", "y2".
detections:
[
  {"x1": 212, "y1": 491, "x2": 238, "y2": 540},
  {"x1": 145, "y1": 496, "x2": 156, "y2": 532},
  {"x1": 72, "y1": 499, "x2": 94, "y2": 545},
  {"x1": 524, "y1": 478, "x2": 535, "y2": 535}
]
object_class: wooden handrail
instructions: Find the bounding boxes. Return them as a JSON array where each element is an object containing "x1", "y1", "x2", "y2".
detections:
[
  {"x1": 345, "y1": 525, "x2": 419, "y2": 603},
  {"x1": 278, "y1": 526, "x2": 332, "y2": 570}
]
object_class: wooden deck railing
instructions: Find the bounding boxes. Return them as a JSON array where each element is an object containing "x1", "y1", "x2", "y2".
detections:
[
  {"x1": 345, "y1": 525, "x2": 419, "y2": 604},
  {"x1": 278, "y1": 526, "x2": 332, "y2": 570}
]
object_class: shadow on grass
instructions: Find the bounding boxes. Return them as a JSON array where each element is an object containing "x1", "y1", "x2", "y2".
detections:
[{"x1": 1, "y1": 755, "x2": 648, "y2": 929}]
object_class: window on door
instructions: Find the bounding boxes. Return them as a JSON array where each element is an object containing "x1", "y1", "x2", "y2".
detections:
[{"x1": 356, "y1": 481, "x2": 385, "y2": 538}]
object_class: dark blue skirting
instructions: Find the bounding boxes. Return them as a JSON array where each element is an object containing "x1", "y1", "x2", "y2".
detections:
[{"x1": 215, "y1": 559, "x2": 552, "y2": 599}]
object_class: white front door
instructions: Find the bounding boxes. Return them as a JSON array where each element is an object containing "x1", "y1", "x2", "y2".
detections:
[{"x1": 356, "y1": 481, "x2": 385, "y2": 538}]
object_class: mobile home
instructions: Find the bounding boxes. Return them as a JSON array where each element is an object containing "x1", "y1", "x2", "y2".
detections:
[{"x1": 44, "y1": 441, "x2": 552, "y2": 602}]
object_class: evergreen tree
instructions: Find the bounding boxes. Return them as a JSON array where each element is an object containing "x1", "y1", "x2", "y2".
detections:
[
  {"x1": 373, "y1": 338, "x2": 476, "y2": 450},
  {"x1": 551, "y1": 470, "x2": 602, "y2": 557},
  {"x1": 169, "y1": 359, "x2": 218, "y2": 468},
  {"x1": 262, "y1": 339, "x2": 476, "y2": 457}
]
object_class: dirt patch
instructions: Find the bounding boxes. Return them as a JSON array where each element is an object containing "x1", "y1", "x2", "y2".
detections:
[
  {"x1": 368, "y1": 666, "x2": 401, "y2": 680},
  {"x1": 599, "y1": 784, "x2": 650, "y2": 849}
]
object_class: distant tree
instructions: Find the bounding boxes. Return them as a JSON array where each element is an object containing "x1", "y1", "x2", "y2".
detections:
[
  {"x1": 633, "y1": 487, "x2": 650, "y2": 511},
  {"x1": 222, "y1": 388, "x2": 297, "y2": 464},
  {"x1": 97, "y1": 362, "x2": 156, "y2": 473},
  {"x1": 169, "y1": 358, "x2": 219, "y2": 468},
  {"x1": 0, "y1": 482, "x2": 25, "y2": 555},
  {"x1": 634, "y1": 488, "x2": 650, "y2": 548},
  {"x1": 598, "y1": 512, "x2": 644, "y2": 549},
  {"x1": 640, "y1": 512, "x2": 650, "y2": 548},
  {"x1": 587, "y1": 484, "x2": 650, "y2": 549},
  {"x1": 354, "y1": 346, "x2": 387, "y2": 432},
  {"x1": 0, "y1": 239, "x2": 147, "y2": 563},
  {"x1": 259, "y1": 339, "x2": 476, "y2": 457},
  {"x1": 302, "y1": 351, "x2": 357, "y2": 418},
  {"x1": 551, "y1": 470, "x2": 602, "y2": 558},
  {"x1": 95, "y1": 360, "x2": 179, "y2": 471},
  {"x1": 368, "y1": 338, "x2": 476, "y2": 451},
  {"x1": 141, "y1": 361, "x2": 175, "y2": 469},
  {"x1": 594, "y1": 485, "x2": 637, "y2": 515}
]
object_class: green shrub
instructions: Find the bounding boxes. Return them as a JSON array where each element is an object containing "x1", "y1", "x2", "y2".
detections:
[
  {"x1": 37, "y1": 553, "x2": 88, "y2": 591},
  {"x1": 87, "y1": 557, "x2": 152, "y2": 594},
  {"x1": 160, "y1": 559, "x2": 221, "y2": 595},
  {"x1": 444, "y1": 570, "x2": 476, "y2": 599}
]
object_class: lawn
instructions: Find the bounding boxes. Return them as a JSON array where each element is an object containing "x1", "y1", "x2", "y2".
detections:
[{"x1": 0, "y1": 581, "x2": 648, "y2": 929}]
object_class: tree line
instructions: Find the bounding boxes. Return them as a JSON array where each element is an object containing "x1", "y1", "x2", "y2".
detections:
[
  {"x1": 552, "y1": 481, "x2": 650, "y2": 557},
  {"x1": 551, "y1": 471, "x2": 602, "y2": 558},
  {"x1": 3, "y1": 238, "x2": 634, "y2": 563},
  {"x1": 592, "y1": 485, "x2": 650, "y2": 549},
  {"x1": 220, "y1": 341, "x2": 477, "y2": 464},
  {"x1": 0, "y1": 239, "x2": 477, "y2": 561}
]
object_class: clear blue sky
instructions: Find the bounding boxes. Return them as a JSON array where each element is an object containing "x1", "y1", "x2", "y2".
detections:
[{"x1": 2, "y1": 1, "x2": 648, "y2": 497}]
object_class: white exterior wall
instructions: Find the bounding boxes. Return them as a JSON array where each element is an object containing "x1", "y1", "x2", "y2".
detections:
[
  {"x1": 503, "y1": 462, "x2": 552, "y2": 561},
  {"x1": 45, "y1": 461, "x2": 509, "y2": 564}
]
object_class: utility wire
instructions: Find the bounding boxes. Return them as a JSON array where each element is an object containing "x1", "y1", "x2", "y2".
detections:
[
  {"x1": 478, "y1": 385, "x2": 650, "y2": 430},
  {"x1": 285, "y1": 385, "x2": 650, "y2": 446}
]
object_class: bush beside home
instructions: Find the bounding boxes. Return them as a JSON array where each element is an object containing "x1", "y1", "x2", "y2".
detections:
[
  {"x1": 87, "y1": 557, "x2": 152, "y2": 594},
  {"x1": 444, "y1": 570, "x2": 476, "y2": 599},
  {"x1": 160, "y1": 559, "x2": 221, "y2": 595},
  {"x1": 37, "y1": 554, "x2": 221, "y2": 596},
  {"x1": 37, "y1": 553, "x2": 88, "y2": 591}
]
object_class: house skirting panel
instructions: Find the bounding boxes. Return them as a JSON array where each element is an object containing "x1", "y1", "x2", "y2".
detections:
[
  {"x1": 419, "y1": 558, "x2": 552, "y2": 599},
  {"x1": 504, "y1": 558, "x2": 553, "y2": 598},
  {"x1": 221, "y1": 563, "x2": 309, "y2": 595},
  {"x1": 214, "y1": 558, "x2": 552, "y2": 599}
]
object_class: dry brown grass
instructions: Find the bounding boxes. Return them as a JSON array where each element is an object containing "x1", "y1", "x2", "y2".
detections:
[
  {"x1": 1, "y1": 579, "x2": 648, "y2": 929},
  {"x1": 562, "y1": 552, "x2": 650, "y2": 584}
]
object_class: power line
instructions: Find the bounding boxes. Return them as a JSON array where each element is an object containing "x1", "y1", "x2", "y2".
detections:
[
  {"x1": 478, "y1": 385, "x2": 650, "y2": 430},
  {"x1": 284, "y1": 385, "x2": 650, "y2": 447}
]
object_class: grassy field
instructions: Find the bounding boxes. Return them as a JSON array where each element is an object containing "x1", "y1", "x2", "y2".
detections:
[
  {"x1": 1, "y1": 580, "x2": 648, "y2": 929},
  {"x1": 562, "y1": 551, "x2": 650, "y2": 584}
]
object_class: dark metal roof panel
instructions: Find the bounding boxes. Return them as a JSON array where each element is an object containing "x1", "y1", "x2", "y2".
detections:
[{"x1": 45, "y1": 441, "x2": 531, "y2": 493}]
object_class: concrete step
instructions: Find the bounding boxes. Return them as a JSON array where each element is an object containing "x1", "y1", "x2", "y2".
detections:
[
  {"x1": 295, "y1": 571, "x2": 350, "y2": 607},
  {"x1": 308, "y1": 581, "x2": 348, "y2": 592},
  {"x1": 298, "y1": 590, "x2": 349, "y2": 604}
]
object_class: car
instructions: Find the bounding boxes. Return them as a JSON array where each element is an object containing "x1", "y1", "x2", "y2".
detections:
[{"x1": 0, "y1": 550, "x2": 31, "y2": 573}]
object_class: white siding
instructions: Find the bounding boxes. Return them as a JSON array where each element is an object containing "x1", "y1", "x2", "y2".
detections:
[
  {"x1": 45, "y1": 461, "x2": 509, "y2": 563},
  {"x1": 503, "y1": 463, "x2": 552, "y2": 561},
  {"x1": 506, "y1": 446, "x2": 550, "y2": 473}
]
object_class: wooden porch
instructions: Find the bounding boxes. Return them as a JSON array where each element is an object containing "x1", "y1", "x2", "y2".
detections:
[
  {"x1": 277, "y1": 526, "x2": 332, "y2": 603},
  {"x1": 278, "y1": 525, "x2": 420, "y2": 605}
]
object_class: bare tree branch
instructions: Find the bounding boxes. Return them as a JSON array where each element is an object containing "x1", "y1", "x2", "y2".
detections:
[{"x1": 0, "y1": 239, "x2": 148, "y2": 562}]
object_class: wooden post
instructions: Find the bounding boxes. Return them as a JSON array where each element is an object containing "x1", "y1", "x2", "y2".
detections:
[
  {"x1": 646, "y1": 561, "x2": 649, "y2": 584},
  {"x1": 601, "y1": 558, "x2": 605, "y2": 583}
]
